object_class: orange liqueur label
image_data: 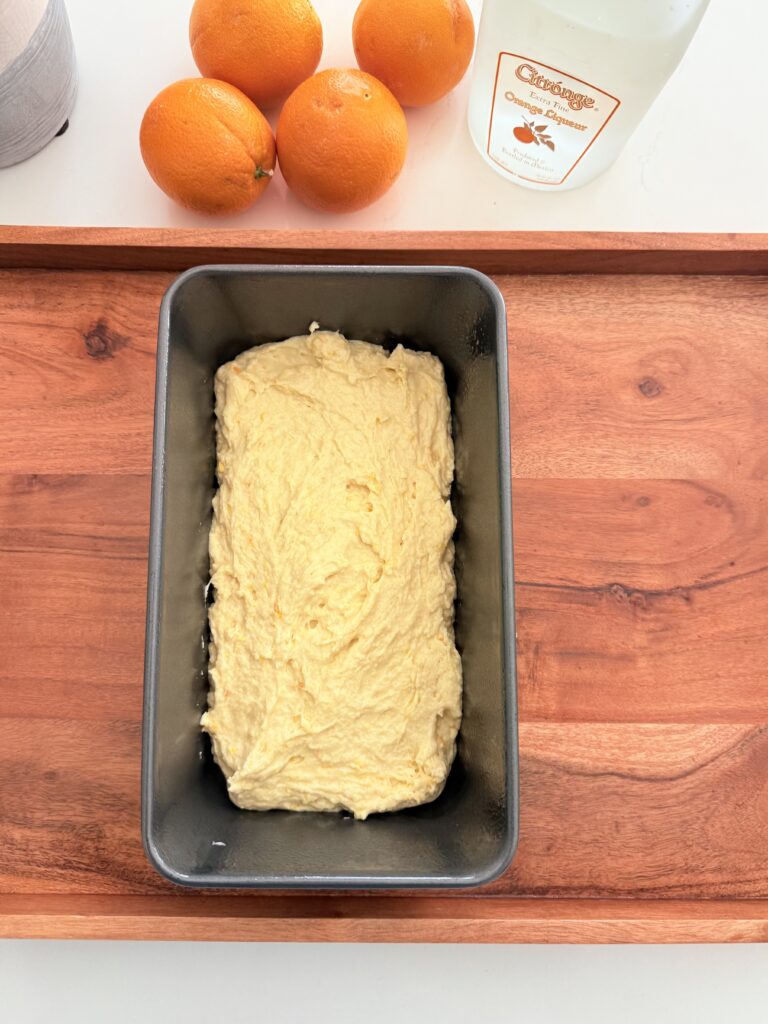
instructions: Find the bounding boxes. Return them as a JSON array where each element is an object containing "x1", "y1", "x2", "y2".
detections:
[{"x1": 487, "y1": 53, "x2": 620, "y2": 185}]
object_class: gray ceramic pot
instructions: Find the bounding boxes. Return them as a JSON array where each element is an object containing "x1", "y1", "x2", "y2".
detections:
[{"x1": 0, "y1": 0, "x2": 77, "y2": 168}]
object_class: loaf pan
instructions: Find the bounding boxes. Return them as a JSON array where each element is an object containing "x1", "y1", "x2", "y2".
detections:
[{"x1": 142, "y1": 265, "x2": 517, "y2": 888}]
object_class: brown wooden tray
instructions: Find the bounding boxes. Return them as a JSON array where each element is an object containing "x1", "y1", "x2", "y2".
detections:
[{"x1": 2, "y1": 228, "x2": 768, "y2": 943}]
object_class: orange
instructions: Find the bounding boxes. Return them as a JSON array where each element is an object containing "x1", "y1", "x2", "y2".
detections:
[
  {"x1": 352, "y1": 0, "x2": 475, "y2": 107},
  {"x1": 139, "y1": 78, "x2": 275, "y2": 215},
  {"x1": 276, "y1": 69, "x2": 408, "y2": 213},
  {"x1": 189, "y1": 0, "x2": 323, "y2": 109}
]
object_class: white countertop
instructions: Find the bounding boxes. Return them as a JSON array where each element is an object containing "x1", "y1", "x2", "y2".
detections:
[
  {"x1": 0, "y1": 0, "x2": 764, "y2": 233},
  {"x1": 3, "y1": 939, "x2": 768, "y2": 1023},
  {"x1": 3, "y1": 1, "x2": 767, "y2": 1017}
]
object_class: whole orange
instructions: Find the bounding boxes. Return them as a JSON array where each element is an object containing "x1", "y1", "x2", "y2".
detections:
[
  {"x1": 277, "y1": 69, "x2": 408, "y2": 213},
  {"x1": 352, "y1": 0, "x2": 475, "y2": 107},
  {"x1": 189, "y1": 0, "x2": 323, "y2": 109},
  {"x1": 140, "y1": 79, "x2": 275, "y2": 215}
]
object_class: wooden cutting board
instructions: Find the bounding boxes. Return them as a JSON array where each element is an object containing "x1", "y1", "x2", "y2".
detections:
[{"x1": 1, "y1": 228, "x2": 767, "y2": 942}]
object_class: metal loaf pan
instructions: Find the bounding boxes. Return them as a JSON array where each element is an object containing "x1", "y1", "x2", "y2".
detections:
[{"x1": 142, "y1": 265, "x2": 517, "y2": 888}]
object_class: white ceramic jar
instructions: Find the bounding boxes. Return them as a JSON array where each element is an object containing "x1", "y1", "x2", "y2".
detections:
[{"x1": 0, "y1": 0, "x2": 77, "y2": 168}]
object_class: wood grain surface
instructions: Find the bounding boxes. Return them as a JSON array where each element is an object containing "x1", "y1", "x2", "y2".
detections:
[
  {"x1": 1, "y1": 226, "x2": 768, "y2": 274},
  {"x1": 2, "y1": 896, "x2": 768, "y2": 943},
  {"x1": 2, "y1": 242, "x2": 768, "y2": 941}
]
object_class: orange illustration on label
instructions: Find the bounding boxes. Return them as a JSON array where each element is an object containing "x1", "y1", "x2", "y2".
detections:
[
  {"x1": 487, "y1": 53, "x2": 620, "y2": 186},
  {"x1": 513, "y1": 118, "x2": 555, "y2": 150}
]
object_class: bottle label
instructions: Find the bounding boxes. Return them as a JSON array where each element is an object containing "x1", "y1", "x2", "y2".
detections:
[{"x1": 486, "y1": 53, "x2": 620, "y2": 186}]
